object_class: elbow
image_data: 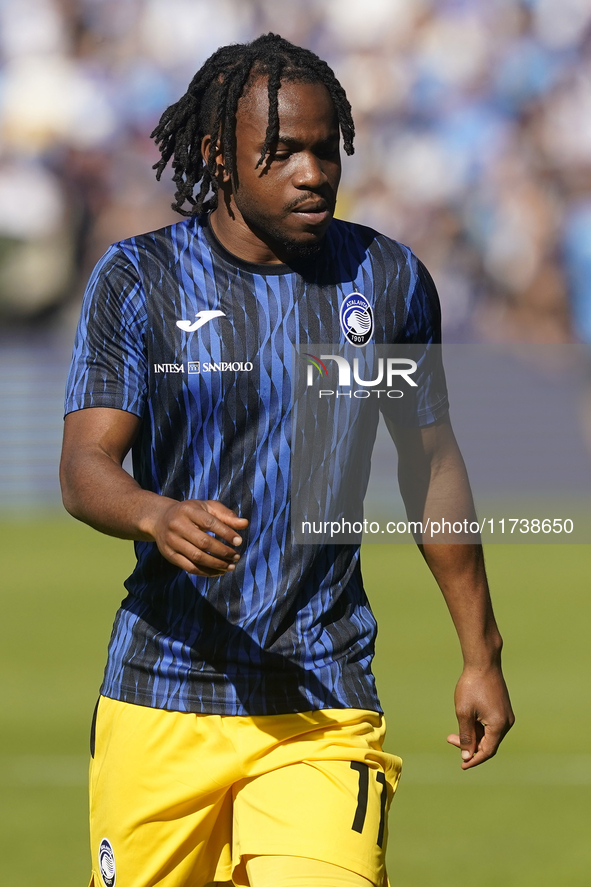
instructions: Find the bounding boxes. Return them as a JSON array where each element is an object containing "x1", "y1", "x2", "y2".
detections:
[
  {"x1": 59, "y1": 476, "x2": 76, "y2": 519},
  {"x1": 59, "y1": 454, "x2": 83, "y2": 520}
]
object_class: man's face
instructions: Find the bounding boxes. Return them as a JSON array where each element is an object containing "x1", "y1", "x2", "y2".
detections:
[{"x1": 228, "y1": 76, "x2": 342, "y2": 260}]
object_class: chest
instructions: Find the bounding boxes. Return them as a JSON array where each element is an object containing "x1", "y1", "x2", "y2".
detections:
[{"x1": 144, "y1": 263, "x2": 374, "y2": 403}]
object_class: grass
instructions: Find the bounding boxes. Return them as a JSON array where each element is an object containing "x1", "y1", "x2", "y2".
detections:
[
  {"x1": 365, "y1": 544, "x2": 591, "y2": 886},
  {"x1": 1, "y1": 517, "x2": 589, "y2": 886}
]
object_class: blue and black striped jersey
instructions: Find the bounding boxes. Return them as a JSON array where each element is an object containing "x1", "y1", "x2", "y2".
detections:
[{"x1": 65, "y1": 215, "x2": 448, "y2": 715}]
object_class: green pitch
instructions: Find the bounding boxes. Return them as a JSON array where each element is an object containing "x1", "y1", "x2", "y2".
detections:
[{"x1": 1, "y1": 516, "x2": 589, "y2": 886}]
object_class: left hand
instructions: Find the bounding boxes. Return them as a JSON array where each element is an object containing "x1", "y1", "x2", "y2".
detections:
[{"x1": 446, "y1": 664, "x2": 515, "y2": 769}]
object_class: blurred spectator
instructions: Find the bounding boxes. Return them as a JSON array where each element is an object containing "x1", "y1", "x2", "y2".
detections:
[{"x1": 0, "y1": 0, "x2": 590, "y2": 343}]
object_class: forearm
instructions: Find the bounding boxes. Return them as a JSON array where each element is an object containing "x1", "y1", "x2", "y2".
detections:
[
  {"x1": 390, "y1": 416, "x2": 514, "y2": 765},
  {"x1": 411, "y1": 438, "x2": 503, "y2": 668},
  {"x1": 60, "y1": 409, "x2": 247, "y2": 576},
  {"x1": 394, "y1": 417, "x2": 503, "y2": 665},
  {"x1": 421, "y1": 540, "x2": 513, "y2": 769},
  {"x1": 419, "y1": 542, "x2": 503, "y2": 667},
  {"x1": 60, "y1": 445, "x2": 174, "y2": 541},
  {"x1": 416, "y1": 455, "x2": 514, "y2": 767},
  {"x1": 60, "y1": 408, "x2": 176, "y2": 541}
]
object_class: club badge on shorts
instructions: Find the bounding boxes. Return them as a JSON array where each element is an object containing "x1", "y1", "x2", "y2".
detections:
[
  {"x1": 340, "y1": 293, "x2": 374, "y2": 347},
  {"x1": 98, "y1": 837, "x2": 116, "y2": 887}
]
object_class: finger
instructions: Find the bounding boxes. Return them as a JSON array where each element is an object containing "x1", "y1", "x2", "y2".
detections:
[
  {"x1": 176, "y1": 536, "x2": 242, "y2": 572},
  {"x1": 163, "y1": 530, "x2": 241, "y2": 571},
  {"x1": 173, "y1": 511, "x2": 242, "y2": 551},
  {"x1": 456, "y1": 713, "x2": 479, "y2": 764},
  {"x1": 460, "y1": 724, "x2": 504, "y2": 769},
  {"x1": 189, "y1": 528, "x2": 243, "y2": 561},
  {"x1": 186, "y1": 505, "x2": 247, "y2": 546},
  {"x1": 177, "y1": 541, "x2": 240, "y2": 575},
  {"x1": 205, "y1": 500, "x2": 249, "y2": 528},
  {"x1": 163, "y1": 522, "x2": 241, "y2": 564}
]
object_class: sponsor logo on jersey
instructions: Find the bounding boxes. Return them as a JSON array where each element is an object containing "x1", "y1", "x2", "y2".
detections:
[
  {"x1": 176, "y1": 310, "x2": 226, "y2": 332},
  {"x1": 190, "y1": 361, "x2": 253, "y2": 373},
  {"x1": 153, "y1": 363, "x2": 185, "y2": 373},
  {"x1": 154, "y1": 361, "x2": 254, "y2": 374},
  {"x1": 98, "y1": 838, "x2": 116, "y2": 887},
  {"x1": 340, "y1": 293, "x2": 373, "y2": 347}
]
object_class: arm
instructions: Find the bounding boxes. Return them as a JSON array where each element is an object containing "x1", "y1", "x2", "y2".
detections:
[
  {"x1": 386, "y1": 415, "x2": 515, "y2": 769},
  {"x1": 60, "y1": 407, "x2": 248, "y2": 578}
]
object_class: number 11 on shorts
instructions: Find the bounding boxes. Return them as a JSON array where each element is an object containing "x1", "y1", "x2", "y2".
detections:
[{"x1": 350, "y1": 762, "x2": 388, "y2": 847}]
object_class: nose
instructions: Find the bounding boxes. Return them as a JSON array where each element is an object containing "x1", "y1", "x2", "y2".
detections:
[{"x1": 291, "y1": 151, "x2": 327, "y2": 190}]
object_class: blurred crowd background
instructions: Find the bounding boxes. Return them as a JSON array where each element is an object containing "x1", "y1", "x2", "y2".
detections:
[
  {"x1": 2, "y1": 0, "x2": 591, "y2": 505},
  {"x1": 2, "y1": 0, "x2": 591, "y2": 343}
]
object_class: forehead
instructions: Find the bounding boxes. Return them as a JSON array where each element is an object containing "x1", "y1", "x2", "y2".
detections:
[{"x1": 236, "y1": 76, "x2": 338, "y2": 144}]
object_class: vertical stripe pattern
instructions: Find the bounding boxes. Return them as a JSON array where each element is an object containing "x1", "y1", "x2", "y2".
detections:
[{"x1": 65, "y1": 216, "x2": 447, "y2": 715}]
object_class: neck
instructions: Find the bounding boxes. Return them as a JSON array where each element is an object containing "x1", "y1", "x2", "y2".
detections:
[{"x1": 209, "y1": 200, "x2": 285, "y2": 265}]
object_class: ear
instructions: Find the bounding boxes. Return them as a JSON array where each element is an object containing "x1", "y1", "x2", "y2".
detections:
[{"x1": 200, "y1": 135, "x2": 231, "y2": 183}]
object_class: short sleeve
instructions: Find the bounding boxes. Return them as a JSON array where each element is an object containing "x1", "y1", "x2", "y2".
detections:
[
  {"x1": 399, "y1": 256, "x2": 443, "y2": 346},
  {"x1": 64, "y1": 245, "x2": 148, "y2": 418},
  {"x1": 382, "y1": 252, "x2": 449, "y2": 425}
]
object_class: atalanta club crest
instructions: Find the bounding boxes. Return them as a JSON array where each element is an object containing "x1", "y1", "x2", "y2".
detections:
[
  {"x1": 340, "y1": 293, "x2": 374, "y2": 347},
  {"x1": 98, "y1": 838, "x2": 116, "y2": 887}
]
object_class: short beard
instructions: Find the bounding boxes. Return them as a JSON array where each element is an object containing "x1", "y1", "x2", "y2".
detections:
[
  {"x1": 269, "y1": 230, "x2": 324, "y2": 260},
  {"x1": 234, "y1": 195, "x2": 329, "y2": 262}
]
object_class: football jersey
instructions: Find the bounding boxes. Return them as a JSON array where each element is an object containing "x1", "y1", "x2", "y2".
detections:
[{"x1": 65, "y1": 215, "x2": 448, "y2": 715}]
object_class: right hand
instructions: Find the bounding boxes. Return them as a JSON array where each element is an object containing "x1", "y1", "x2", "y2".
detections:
[{"x1": 150, "y1": 499, "x2": 249, "y2": 577}]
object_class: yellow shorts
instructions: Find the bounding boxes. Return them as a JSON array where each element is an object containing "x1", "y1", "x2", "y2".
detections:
[{"x1": 89, "y1": 696, "x2": 402, "y2": 887}]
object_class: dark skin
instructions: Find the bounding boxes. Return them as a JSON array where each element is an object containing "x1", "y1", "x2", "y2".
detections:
[
  {"x1": 60, "y1": 76, "x2": 513, "y2": 767},
  {"x1": 204, "y1": 78, "x2": 342, "y2": 264},
  {"x1": 386, "y1": 417, "x2": 514, "y2": 767}
]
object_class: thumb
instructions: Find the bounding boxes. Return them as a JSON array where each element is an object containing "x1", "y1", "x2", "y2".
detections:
[{"x1": 456, "y1": 713, "x2": 477, "y2": 762}]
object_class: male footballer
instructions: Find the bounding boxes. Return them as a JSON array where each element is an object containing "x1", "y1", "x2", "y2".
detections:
[{"x1": 60, "y1": 33, "x2": 514, "y2": 887}]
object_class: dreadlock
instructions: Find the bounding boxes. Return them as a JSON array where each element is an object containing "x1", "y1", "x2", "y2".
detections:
[{"x1": 150, "y1": 33, "x2": 355, "y2": 217}]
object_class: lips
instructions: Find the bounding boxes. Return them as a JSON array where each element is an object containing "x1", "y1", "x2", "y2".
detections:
[{"x1": 291, "y1": 200, "x2": 331, "y2": 226}]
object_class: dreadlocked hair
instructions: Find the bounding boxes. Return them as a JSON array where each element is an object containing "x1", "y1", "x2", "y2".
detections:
[{"x1": 150, "y1": 33, "x2": 355, "y2": 216}]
